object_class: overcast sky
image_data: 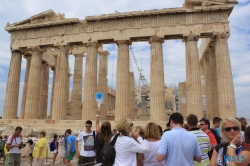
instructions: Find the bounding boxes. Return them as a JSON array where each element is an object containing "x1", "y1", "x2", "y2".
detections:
[{"x1": 0, "y1": 0, "x2": 249, "y2": 118}]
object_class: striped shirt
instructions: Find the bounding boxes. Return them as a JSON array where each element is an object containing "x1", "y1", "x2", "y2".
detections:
[{"x1": 189, "y1": 128, "x2": 211, "y2": 166}]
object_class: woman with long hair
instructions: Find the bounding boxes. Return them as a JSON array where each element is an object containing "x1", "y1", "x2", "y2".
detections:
[
  {"x1": 211, "y1": 118, "x2": 242, "y2": 166},
  {"x1": 137, "y1": 122, "x2": 164, "y2": 166},
  {"x1": 95, "y1": 109, "x2": 113, "y2": 166},
  {"x1": 24, "y1": 140, "x2": 35, "y2": 166},
  {"x1": 52, "y1": 134, "x2": 59, "y2": 166}
]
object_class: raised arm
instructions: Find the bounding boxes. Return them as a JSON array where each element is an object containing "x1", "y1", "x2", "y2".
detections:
[{"x1": 96, "y1": 108, "x2": 100, "y2": 134}]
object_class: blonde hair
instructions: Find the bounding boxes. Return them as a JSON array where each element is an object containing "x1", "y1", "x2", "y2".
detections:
[
  {"x1": 220, "y1": 117, "x2": 241, "y2": 143},
  {"x1": 116, "y1": 118, "x2": 131, "y2": 135},
  {"x1": 135, "y1": 126, "x2": 145, "y2": 139},
  {"x1": 144, "y1": 122, "x2": 161, "y2": 139}
]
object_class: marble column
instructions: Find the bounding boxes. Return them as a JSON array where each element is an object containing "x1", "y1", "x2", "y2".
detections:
[
  {"x1": 20, "y1": 55, "x2": 31, "y2": 119},
  {"x1": 115, "y1": 40, "x2": 131, "y2": 121},
  {"x1": 149, "y1": 36, "x2": 165, "y2": 121},
  {"x1": 52, "y1": 45, "x2": 69, "y2": 120},
  {"x1": 184, "y1": 35, "x2": 203, "y2": 119},
  {"x1": 24, "y1": 48, "x2": 43, "y2": 119},
  {"x1": 213, "y1": 32, "x2": 236, "y2": 118},
  {"x1": 204, "y1": 55, "x2": 212, "y2": 119},
  {"x1": 38, "y1": 62, "x2": 50, "y2": 119},
  {"x1": 129, "y1": 72, "x2": 135, "y2": 118},
  {"x1": 98, "y1": 51, "x2": 109, "y2": 119},
  {"x1": 3, "y1": 50, "x2": 22, "y2": 119},
  {"x1": 71, "y1": 54, "x2": 83, "y2": 116},
  {"x1": 82, "y1": 42, "x2": 98, "y2": 120}
]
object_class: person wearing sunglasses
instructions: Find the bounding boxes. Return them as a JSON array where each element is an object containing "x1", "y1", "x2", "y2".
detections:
[{"x1": 210, "y1": 118, "x2": 242, "y2": 166}]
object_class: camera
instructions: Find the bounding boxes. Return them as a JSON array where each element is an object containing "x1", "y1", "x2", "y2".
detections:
[{"x1": 19, "y1": 143, "x2": 26, "y2": 149}]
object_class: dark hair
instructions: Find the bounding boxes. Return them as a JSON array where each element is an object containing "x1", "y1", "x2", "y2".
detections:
[
  {"x1": 169, "y1": 113, "x2": 184, "y2": 125},
  {"x1": 0, "y1": 136, "x2": 2, "y2": 139},
  {"x1": 244, "y1": 126, "x2": 250, "y2": 144},
  {"x1": 65, "y1": 129, "x2": 72, "y2": 135},
  {"x1": 98, "y1": 121, "x2": 112, "y2": 142},
  {"x1": 54, "y1": 134, "x2": 58, "y2": 140},
  {"x1": 187, "y1": 114, "x2": 198, "y2": 127},
  {"x1": 86, "y1": 120, "x2": 92, "y2": 126},
  {"x1": 201, "y1": 119, "x2": 210, "y2": 128},
  {"x1": 39, "y1": 131, "x2": 46, "y2": 137},
  {"x1": 158, "y1": 125, "x2": 163, "y2": 134},
  {"x1": 213, "y1": 117, "x2": 222, "y2": 124},
  {"x1": 27, "y1": 140, "x2": 34, "y2": 145},
  {"x1": 238, "y1": 117, "x2": 246, "y2": 123},
  {"x1": 15, "y1": 126, "x2": 22, "y2": 131}
]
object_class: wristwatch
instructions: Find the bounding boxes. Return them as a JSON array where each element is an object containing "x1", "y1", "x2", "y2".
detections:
[{"x1": 229, "y1": 144, "x2": 237, "y2": 149}]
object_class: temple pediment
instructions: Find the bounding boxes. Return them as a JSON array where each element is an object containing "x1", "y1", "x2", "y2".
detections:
[{"x1": 5, "y1": 9, "x2": 80, "y2": 31}]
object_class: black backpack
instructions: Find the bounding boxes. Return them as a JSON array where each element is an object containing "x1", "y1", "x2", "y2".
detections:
[
  {"x1": 210, "y1": 128, "x2": 221, "y2": 144},
  {"x1": 101, "y1": 133, "x2": 119, "y2": 166}
]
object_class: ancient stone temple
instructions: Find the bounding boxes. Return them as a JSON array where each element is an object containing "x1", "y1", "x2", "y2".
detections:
[{"x1": 2, "y1": 0, "x2": 237, "y2": 122}]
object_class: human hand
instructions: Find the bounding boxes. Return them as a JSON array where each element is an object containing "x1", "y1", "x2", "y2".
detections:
[
  {"x1": 14, "y1": 144, "x2": 19, "y2": 148},
  {"x1": 67, "y1": 152, "x2": 70, "y2": 156},
  {"x1": 231, "y1": 134, "x2": 242, "y2": 147},
  {"x1": 76, "y1": 151, "x2": 80, "y2": 158}
]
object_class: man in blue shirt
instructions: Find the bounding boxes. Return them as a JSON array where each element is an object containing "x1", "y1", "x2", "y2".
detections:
[
  {"x1": 157, "y1": 113, "x2": 202, "y2": 166},
  {"x1": 65, "y1": 129, "x2": 76, "y2": 166}
]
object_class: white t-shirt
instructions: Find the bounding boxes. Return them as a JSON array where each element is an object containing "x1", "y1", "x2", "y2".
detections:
[
  {"x1": 143, "y1": 140, "x2": 164, "y2": 166},
  {"x1": 76, "y1": 131, "x2": 95, "y2": 157},
  {"x1": 7, "y1": 135, "x2": 22, "y2": 154},
  {"x1": 113, "y1": 136, "x2": 149, "y2": 166}
]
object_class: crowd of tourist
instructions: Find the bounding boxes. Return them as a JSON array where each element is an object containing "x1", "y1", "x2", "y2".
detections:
[{"x1": 0, "y1": 111, "x2": 249, "y2": 166}]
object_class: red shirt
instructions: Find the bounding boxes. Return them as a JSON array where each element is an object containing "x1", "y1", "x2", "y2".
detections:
[
  {"x1": 205, "y1": 130, "x2": 217, "y2": 145},
  {"x1": 242, "y1": 143, "x2": 250, "y2": 152}
]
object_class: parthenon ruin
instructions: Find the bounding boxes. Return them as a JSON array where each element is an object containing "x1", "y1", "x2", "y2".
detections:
[{"x1": 2, "y1": 0, "x2": 237, "y2": 122}]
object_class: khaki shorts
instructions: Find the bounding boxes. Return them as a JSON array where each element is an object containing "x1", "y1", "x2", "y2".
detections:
[{"x1": 32, "y1": 158, "x2": 45, "y2": 166}]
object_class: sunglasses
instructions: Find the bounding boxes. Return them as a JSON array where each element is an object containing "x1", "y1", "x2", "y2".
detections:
[
  {"x1": 86, "y1": 126, "x2": 91, "y2": 128},
  {"x1": 223, "y1": 126, "x2": 240, "y2": 132}
]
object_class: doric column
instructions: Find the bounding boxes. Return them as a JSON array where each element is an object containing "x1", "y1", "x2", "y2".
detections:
[
  {"x1": 3, "y1": 50, "x2": 22, "y2": 119},
  {"x1": 213, "y1": 32, "x2": 236, "y2": 117},
  {"x1": 178, "y1": 82, "x2": 187, "y2": 119},
  {"x1": 71, "y1": 54, "x2": 83, "y2": 116},
  {"x1": 82, "y1": 42, "x2": 98, "y2": 120},
  {"x1": 52, "y1": 45, "x2": 69, "y2": 120},
  {"x1": 98, "y1": 50, "x2": 109, "y2": 119},
  {"x1": 129, "y1": 72, "x2": 135, "y2": 118},
  {"x1": 20, "y1": 55, "x2": 31, "y2": 119},
  {"x1": 204, "y1": 55, "x2": 212, "y2": 119},
  {"x1": 38, "y1": 62, "x2": 50, "y2": 119},
  {"x1": 183, "y1": 35, "x2": 203, "y2": 119},
  {"x1": 115, "y1": 40, "x2": 131, "y2": 121},
  {"x1": 24, "y1": 48, "x2": 43, "y2": 119},
  {"x1": 149, "y1": 36, "x2": 165, "y2": 121}
]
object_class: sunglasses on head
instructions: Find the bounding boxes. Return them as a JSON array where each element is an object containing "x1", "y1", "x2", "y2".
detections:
[{"x1": 223, "y1": 126, "x2": 240, "y2": 132}]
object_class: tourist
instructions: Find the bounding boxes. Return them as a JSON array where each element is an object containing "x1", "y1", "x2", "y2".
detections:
[
  {"x1": 228, "y1": 125, "x2": 250, "y2": 165},
  {"x1": 187, "y1": 114, "x2": 211, "y2": 166},
  {"x1": 158, "y1": 125, "x2": 163, "y2": 135},
  {"x1": 163, "y1": 122, "x2": 171, "y2": 132},
  {"x1": 95, "y1": 109, "x2": 113, "y2": 166},
  {"x1": 199, "y1": 118, "x2": 217, "y2": 159},
  {"x1": 75, "y1": 120, "x2": 95, "y2": 166},
  {"x1": 135, "y1": 126, "x2": 145, "y2": 139},
  {"x1": 59, "y1": 134, "x2": 67, "y2": 166},
  {"x1": 32, "y1": 131, "x2": 48, "y2": 166},
  {"x1": 112, "y1": 129, "x2": 118, "y2": 135},
  {"x1": 238, "y1": 117, "x2": 248, "y2": 131},
  {"x1": 4, "y1": 137, "x2": 9, "y2": 166},
  {"x1": 236, "y1": 118, "x2": 245, "y2": 143},
  {"x1": 157, "y1": 113, "x2": 202, "y2": 165},
  {"x1": 6, "y1": 126, "x2": 25, "y2": 166},
  {"x1": 0, "y1": 136, "x2": 5, "y2": 163},
  {"x1": 113, "y1": 118, "x2": 149, "y2": 165},
  {"x1": 24, "y1": 140, "x2": 35, "y2": 166},
  {"x1": 137, "y1": 122, "x2": 164, "y2": 166},
  {"x1": 183, "y1": 123, "x2": 190, "y2": 130},
  {"x1": 210, "y1": 118, "x2": 242, "y2": 166},
  {"x1": 52, "y1": 134, "x2": 59, "y2": 166},
  {"x1": 211, "y1": 117, "x2": 222, "y2": 143},
  {"x1": 64, "y1": 129, "x2": 76, "y2": 166}
]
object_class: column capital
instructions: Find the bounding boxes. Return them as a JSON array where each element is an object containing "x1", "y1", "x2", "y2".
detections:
[
  {"x1": 116, "y1": 40, "x2": 132, "y2": 45},
  {"x1": 182, "y1": 34, "x2": 199, "y2": 42},
  {"x1": 23, "y1": 54, "x2": 31, "y2": 60},
  {"x1": 148, "y1": 36, "x2": 164, "y2": 44},
  {"x1": 85, "y1": 42, "x2": 99, "y2": 48},
  {"x1": 212, "y1": 32, "x2": 230, "y2": 40},
  {"x1": 98, "y1": 50, "x2": 110, "y2": 56},
  {"x1": 27, "y1": 46, "x2": 44, "y2": 52}
]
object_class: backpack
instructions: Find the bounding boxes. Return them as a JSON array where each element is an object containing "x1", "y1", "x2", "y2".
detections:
[
  {"x1": 0, "y1": 140, "x2": 6, "y2": 151},
  {"x1": 100, "y1": 133, "x2": 119, "y2": 166},
  {"x1": 210, "y1": 128, "x2": 221, "y2": 144},
  {"x1": 49, "y1": 141, "x2": 55, "y2": 151}
]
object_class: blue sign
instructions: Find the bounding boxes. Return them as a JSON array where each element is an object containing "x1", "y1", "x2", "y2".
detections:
[{"x1": 95, "y1": 92, "x2": 104, "y2": 108}]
